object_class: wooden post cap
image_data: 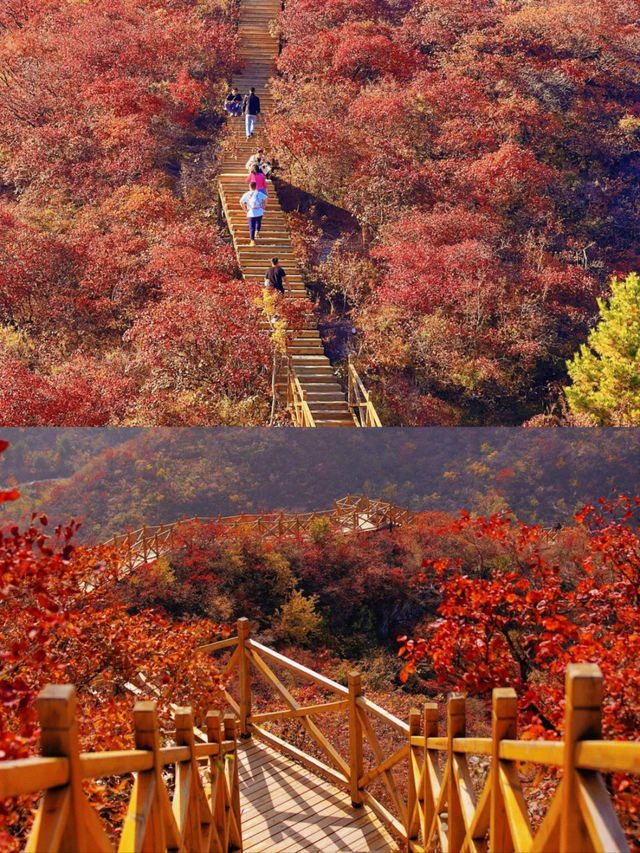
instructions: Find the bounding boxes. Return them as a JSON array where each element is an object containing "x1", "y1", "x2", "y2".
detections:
[
  {"x1": 408, "y1": 709, "x2": 421, "y2": 735},
  {"x1": 207, "y1": 711, "x2": 223, "y2": 742},
  {"x1": 36, "y1": 685, "x2": 76, "y2": 728},
  {"x1": 447, "y1": 694, "x2": 466, "y2": 717},
  {"x1": 174, "y1": 707, "x2": 194, "y2": 726},
  {"x1": 424, "y1": 703, "x2": 438, "y2": 720},
  {"x1": 132, "y1": 701, "x2": 158, "y2": 732},
  {"x1": 224, "y1": 714, "x2": 237, "y2": 739},
  {"x1": 566, "y1": 663, "x2": 603, "y2": 708},
  {"x1": 492, "y1": 687, "x2": 518, "y2": 719}
]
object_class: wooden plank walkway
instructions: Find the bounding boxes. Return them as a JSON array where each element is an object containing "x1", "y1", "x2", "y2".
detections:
[
  {"x1": 217, "y1": 0, "x2": 356, "y2": 427},
  {"x1": 238, "y1": 738, "x2": 399, "y2": 852}
]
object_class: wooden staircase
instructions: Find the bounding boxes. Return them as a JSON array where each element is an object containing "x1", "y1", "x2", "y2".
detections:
[{"x1": 217, "y1": 0, "x2": 357, "y2": 428}]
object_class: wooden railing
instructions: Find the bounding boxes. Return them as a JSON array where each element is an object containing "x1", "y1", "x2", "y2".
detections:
[
  {"x1": 203, "y1": 620, "x2": 640, "y2": 853},
  {"x1": 286, "y1": 356, "x2": 317, "y2": 427},
  {"x1": 347, "y1": 355, "x2": 382, "y2": 427},
  {"x1": 0, "y1": 685, "x2": 242, "y2": 852},
  {"x1": 107, "y1": 494, "x2": 416, "y2": 572}
]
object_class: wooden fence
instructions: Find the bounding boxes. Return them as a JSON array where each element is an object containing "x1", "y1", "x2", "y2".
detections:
[
  {"x1": 286, "y1": 356, "x2": 317, "y2": 427},
  {"x1": 202, "y1": 619, "x2": 640, "y2": 853},
  {"x1": 347, "y1": 356, "x2": 383, "y2": 428},
  {"x1": 108, "y1": 495, "x2": 416, "y2": 573},
  {"x1": 0, "y1": 685, "x2": 242, "y2": 853}
]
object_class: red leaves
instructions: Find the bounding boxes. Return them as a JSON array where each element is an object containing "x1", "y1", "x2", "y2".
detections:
[
  {"x1": 0, "y1": 0, "x2": 265, "y2": 426},
  {"x1": 399, "y1": 495, "x2": 640, "y2": 833},
  {"x1": 272, "y1": 0, "x2": 640, "y2": 424}
]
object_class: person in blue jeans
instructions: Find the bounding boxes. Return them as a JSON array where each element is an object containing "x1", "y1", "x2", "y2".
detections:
[
  {"x1": 242, "y1": 87, "x2": 261, "y2": 138},
  {"x1": 239, "y1": 181, "x2": 268, "y2": 246},
  {"x1": 224, "y1": 87, "x2": 243, "y2": 117}
]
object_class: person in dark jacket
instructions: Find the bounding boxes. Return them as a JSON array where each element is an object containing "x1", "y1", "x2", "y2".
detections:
[
  {"x1": 224, "y1": 87, "x2": 243, "y2": 117},
  {"x1": 243, "y1": 87, "x2": 261, "y2": 138},
  {"x1": 264, "y1": 257, "x2": 287, "y2": 294}
]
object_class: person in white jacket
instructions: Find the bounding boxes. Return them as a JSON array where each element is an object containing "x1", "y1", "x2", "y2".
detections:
[
  {"x1": 239, "y1": 181, "x2": 269, "y2": 246},
  {"x1": 245, "y1": 148, "x2": 272, "y2": 176}
]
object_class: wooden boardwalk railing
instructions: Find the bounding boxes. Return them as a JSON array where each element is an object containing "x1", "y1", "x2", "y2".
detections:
[
  {"x1": 202, "y1": 619, "x2": 640, "y2": 853},
  {"x1": 108, "y1": 495, "x2": 416, "y2": 573},
  {"x1": 2, "y1": 627, "x2": 639, "y2": 851},
  {"x1": 0, "y1": 685, "x2": 242, "y2": 852},
  {"x1": 347, "y1": 356, "x2": 383, "y2": 428}
]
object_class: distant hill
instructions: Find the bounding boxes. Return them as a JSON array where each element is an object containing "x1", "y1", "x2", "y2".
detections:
[{"x1": 2, "y1": 428, "x2": 640, "y2": 541}]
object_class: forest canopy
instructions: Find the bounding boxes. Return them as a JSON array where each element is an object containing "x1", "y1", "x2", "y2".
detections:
[
  {"x1": 0, "y1": 0, "x2": 271, "y2": 426},
  {"x1": 2, "y1": 427, "x2": 640, "y2": 540},
  {"x1": 1, "y1": 0, "x2": 639, "y2": 424},
  {"x1": 270, "y1": 0, "x2": 640, "y2": 424}
]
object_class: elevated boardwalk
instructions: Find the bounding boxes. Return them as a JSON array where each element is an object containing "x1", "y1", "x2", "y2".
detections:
[
  {"x1": 110, "y1": 495, "x2": 416, "y2": 573},
  {"x1": 217, "y1": 0, "x2": 359, "y2": 427}
]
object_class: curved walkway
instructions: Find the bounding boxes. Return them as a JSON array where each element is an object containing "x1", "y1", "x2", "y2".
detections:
[{"x1": 217, "y1": 0, "x2": 356, "y2": 427}]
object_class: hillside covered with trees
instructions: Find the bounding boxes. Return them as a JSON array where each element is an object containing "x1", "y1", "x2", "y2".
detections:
[
  {"x1": 0, "y1": 0, "x2": 272, "y2": 426},
  {"x1": 1, "y1": 0, "x2": 639, "y2": 425},
  {"x1": 270, "y1": 0, "x2": 640, "y2": 425},
  {"x1": 2, "y1": 426, "x2": 640, "y2": 541}
]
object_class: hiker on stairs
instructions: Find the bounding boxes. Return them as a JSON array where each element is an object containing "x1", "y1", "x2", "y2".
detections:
[
  {"x1": 264, "y1": 257, "x2": 288, "y2": 294},
  {"x1": 224, "y1": 87, "x2": 243, "y2": 117},
  {"x1": 246, "y1": 164, "x2": 268, "y2": 193},
  {"x1": 240, "y1": 181, "x2": 268, "y2": 247},
  {"x1": 243, "y1": 87, "x2": 261, "y2": 138},
  {"x1": 246, "y1": 148, "x2": 272, "y2": 176}
]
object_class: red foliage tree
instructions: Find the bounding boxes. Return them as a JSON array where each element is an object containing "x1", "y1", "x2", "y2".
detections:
[
  {"x1": 270, "y1": 0, "x2": 640, "y2": 423},
  {"x1": 0, "y1": 0, "x2": 272, "y2": 426},
  {"x1": 0, "y1": 441, "x2": 226, "y2": 848},
  {"x1": 399, "y1": 497, "x2": 640, "y2": 836}
]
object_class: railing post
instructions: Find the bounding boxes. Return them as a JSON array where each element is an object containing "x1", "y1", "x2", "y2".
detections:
[
  {"x1": 175, "y1": 706, "x2": 206, "y2": 850},
  {"x1": 237, "y1": 618, "x2": 252, "y2": 738},
  {"x1": 36, "y1": 685, "x2": 87, "y2": 852},
  {"x1": 560, "y1": 663, "x2": 603, "y2": 853},
  {"x1": 127, "y1": 699, "x2": 172, "y2": 851},
  {"x1": 224, "y1": 714, "x2": 243, "y2": 851},
  {"x1": 447, "y1": 695, "x2": 466, "y2": 853},
  {"x1": 142, "y1": 525, "x2": 149, "y2": 564},
  {"x1": 490, "y1": 687, "x2": 518, "y2": 853},
  {"x1": 348, "y1": 672, "x2": 364, "y2": 807},
  {"x1": 407, "y1": 708, "x2": 421, "y2": 850},
  {"x1": 423, "y1": 703, "x2": 438, "y2": 844},
  {"x1": 207, "y1": 710, "x2": 227, "y2": 848}
]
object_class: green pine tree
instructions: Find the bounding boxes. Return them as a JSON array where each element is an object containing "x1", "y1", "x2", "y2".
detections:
[{"x1": 565, "y1": 272, "x2": 640, "y2": 425}]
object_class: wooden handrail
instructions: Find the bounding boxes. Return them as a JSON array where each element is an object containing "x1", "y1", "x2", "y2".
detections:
[
  {"x1": 107, "y1": 494, "x2": 416, "y2": 574},
  {"x1": 347, "y1": 356, "x2": 382, "y2": 427},
  {"x1": 286, "y1": 356, "x2": 316, "y2": 427},
  {"x1": 202, "y1": 620, "x2": 639, "y2": 853},
  {"x1": 1, "y1": 685, "x2": 242, "y2": 852}
]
